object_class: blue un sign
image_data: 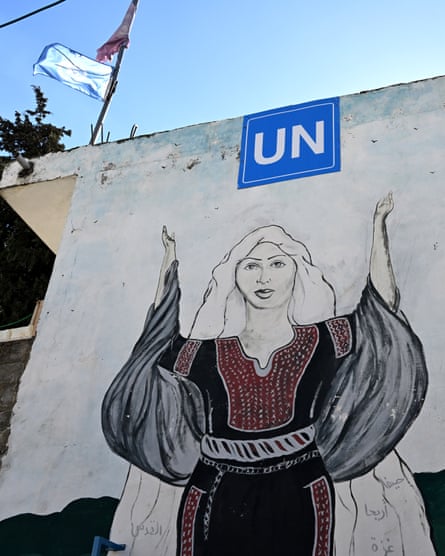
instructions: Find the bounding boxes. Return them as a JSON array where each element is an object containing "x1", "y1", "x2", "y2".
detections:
[{"x1": 238, "y1": 97, "x2": 340, "y2": 189}]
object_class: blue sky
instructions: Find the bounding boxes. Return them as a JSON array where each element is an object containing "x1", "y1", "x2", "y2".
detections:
[{"x1": 1, "y1": 1, "x2": 445, "y2": 150}]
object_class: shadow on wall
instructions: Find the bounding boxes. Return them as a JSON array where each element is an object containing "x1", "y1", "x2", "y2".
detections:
[
  {"x1": 0, "y1": 339, "x2": 34, "y2": 469},
  {"x1": 0, "y1": 497, "x2": 118, "y2": 556}
]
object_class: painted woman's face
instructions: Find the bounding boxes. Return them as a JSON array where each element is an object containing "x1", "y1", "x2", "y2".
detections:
[{"x1": 235, "y1": 242, "x2": 297, "y2": 310}]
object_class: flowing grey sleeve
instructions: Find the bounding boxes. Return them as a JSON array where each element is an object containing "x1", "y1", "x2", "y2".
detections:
[
  {"x1": 315, "y1": 280, "x2": 428, "y2": 482},
  {"x1": 101, "y1": 262, "x2": 205, "y2": 486}
]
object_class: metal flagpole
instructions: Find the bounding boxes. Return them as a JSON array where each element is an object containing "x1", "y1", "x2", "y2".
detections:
[
  {"x1": 89, "y1": 0, "x2": 139, "y2": 146},
  {"x1": 90, "y1": 45, "x2": 126, "y2": 145}
]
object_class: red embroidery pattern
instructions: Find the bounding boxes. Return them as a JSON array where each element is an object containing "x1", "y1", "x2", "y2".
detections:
[
  {"x1": 180, "y1": 486, "x2": 204, "y2": 556},
  {"x1": 309, "y1": 476, "x2": 332, "y2": 556},
  {"x1": 326, "y1": 317, "x2": 352, "y2": 358},
  {"x1": 174, "y1": 340, "x2": 202, "y2": 376},
  {"x1": 215, "y1": 327, "x2": 319, "y2": 431}
]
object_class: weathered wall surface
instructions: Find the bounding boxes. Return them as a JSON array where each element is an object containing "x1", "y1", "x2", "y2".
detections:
[{"x1": 1, "y1": 76, "x2": 445, "y2": 555}]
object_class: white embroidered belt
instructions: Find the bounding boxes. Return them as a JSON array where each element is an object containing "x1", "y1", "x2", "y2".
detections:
[
  {"x1": 200, "y1": 424, "x2": 315, "y2": 463},
  {"x1": 201, "y1": 450, "x2": 321, "y2": 475}
]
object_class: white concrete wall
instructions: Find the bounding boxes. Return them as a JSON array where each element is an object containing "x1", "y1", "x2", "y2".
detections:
[{"x1": 1, "y1": 76, "x2": 445, "y2": 554}]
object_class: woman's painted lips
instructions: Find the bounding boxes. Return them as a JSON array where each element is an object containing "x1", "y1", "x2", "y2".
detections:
[{"x1": 254, "y1": 289, "x2": 274, "y2": 299}]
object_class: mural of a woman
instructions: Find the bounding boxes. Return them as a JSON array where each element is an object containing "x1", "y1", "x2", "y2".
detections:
[{"x1": 102, "y1": 194, "x2": 428, "y2": 556}]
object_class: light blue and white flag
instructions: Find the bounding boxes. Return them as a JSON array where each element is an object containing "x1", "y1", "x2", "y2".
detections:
[{"x1": 33, "y1": 43, "x2": 113, "y2": 101}]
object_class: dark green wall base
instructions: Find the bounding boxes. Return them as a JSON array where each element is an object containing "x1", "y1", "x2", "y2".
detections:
[
  {"x1": 0, "y1": 497, "x2": 118, "y2": 556},
  {"x1": 415, "y1": 470, "x2": 445, "y2": 555}
]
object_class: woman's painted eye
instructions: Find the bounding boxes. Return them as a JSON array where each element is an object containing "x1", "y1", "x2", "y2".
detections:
[
  {"x1": 244, "y1": 262, "x2": 259, "y2": 271},
  {"x1": 270, "y1": 260, "x2": 285, "y2": 268}
]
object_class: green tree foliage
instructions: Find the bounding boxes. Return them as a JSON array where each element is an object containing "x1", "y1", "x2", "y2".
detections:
[
  {"x1": 0, "y1": 85, "x2": 71, "y2": 159},
  {"x1": 0, "y1": 198, "x2": 55, "y2": 328},
  {"x1": 0, "y1": 87, "x2": 70, "y2": 329}
]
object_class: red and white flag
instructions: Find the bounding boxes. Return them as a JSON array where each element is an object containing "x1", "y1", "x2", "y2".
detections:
[{"x1": 96, "y1": 0, "x2": 137, "y2": 63}]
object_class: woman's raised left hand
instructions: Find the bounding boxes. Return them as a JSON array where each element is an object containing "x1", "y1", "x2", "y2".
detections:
[{"x1": 374, "y1": 192, "x2": 394, "y2": 221}]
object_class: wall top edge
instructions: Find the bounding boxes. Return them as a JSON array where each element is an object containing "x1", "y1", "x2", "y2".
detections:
[{"x1": 1, "y1": 74, "x2": 445, "y2": 188}]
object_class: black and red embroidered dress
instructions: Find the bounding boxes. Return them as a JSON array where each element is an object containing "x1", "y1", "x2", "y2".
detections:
[
  {"x1": 158, "y1": 317, "x2": 353, "y2": 556},
  {"x1": 102, "y1": 263, "x2": 427, "y2": 556}
]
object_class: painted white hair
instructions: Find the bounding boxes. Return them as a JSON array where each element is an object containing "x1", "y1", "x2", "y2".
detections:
[{"x1": 189, "y1": 225, "x2": 336, "y2": 339}]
